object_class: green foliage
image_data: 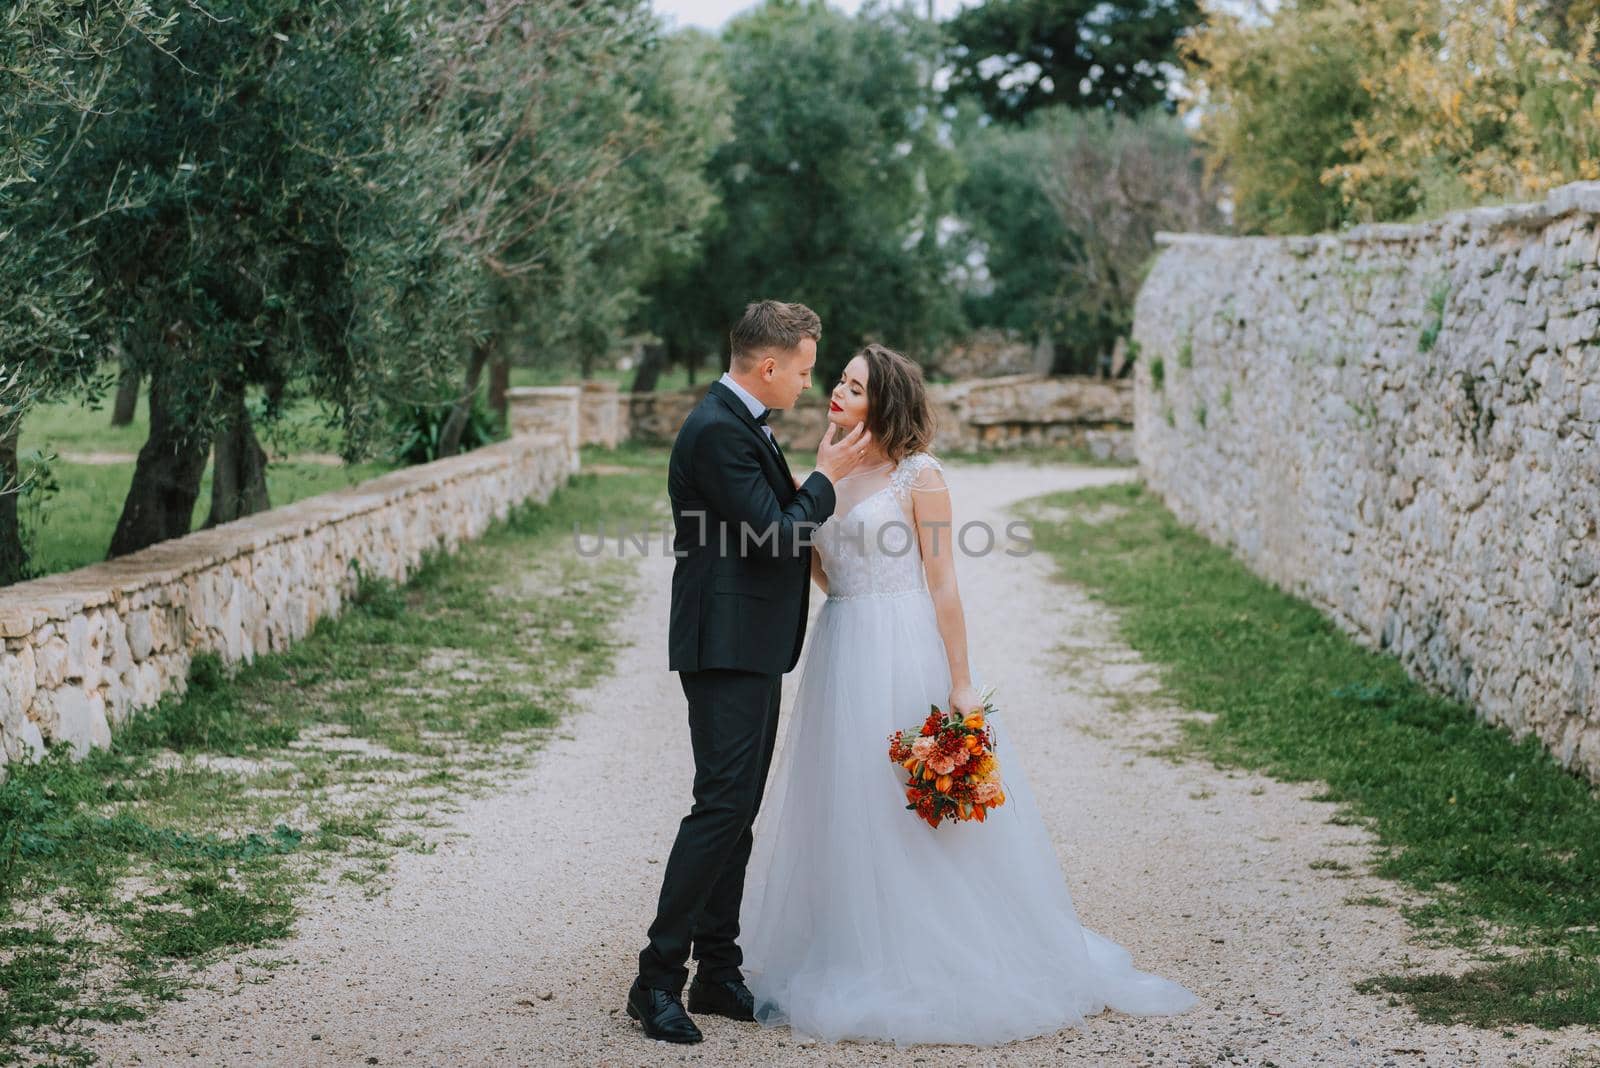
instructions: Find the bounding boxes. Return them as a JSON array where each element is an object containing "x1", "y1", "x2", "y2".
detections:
[
  {"x1": 653, "y1": 1, "x2": 962, "y2": 380},
  {"x1": 1331, "y1": 1, "x2": 1600, "y2": 221},
  {"x1": 58, "y1": 0, "x2": 480, "y2": 456},
  {"x1": 5, "y1": 0, "x2": 721, "y2": 568},
  {"x1": 347, "y1": 564, "x2": 408, "y2": 621},
  {"x1": 1181, "y1": 0, "x2": 1414, "y2": 234},
  {"x1": 16, "y1": 390, "x2": 394, "y2": 576},
  {"x1": 1419, "y1": 280, "x2": 1450, "y2": 353},
  {"x1": 442, "y1": 1, "x2": 721, "y2": 377},
  {"x1": 1150, "y1": 356, "x2": 1166, "y2": 390},
  {"x1": 0, "y1": 2, "x2": 173, "y2": 433},
  {"x1": 1185, "y1": 0, "x2": 1600, "y2": 233},
  {"x1": 945, "y1": 0, "x2": 1200, "y2": 121},
  {"x1": 956, "y1": 107, "x2": 1220, "y2": 373},
  {"x1": 952, "y1": 104, "x2": 1077, "y2": 346},
  {"x1": 387, "y1": 399, "x2": 501, "y2": 466},
  {"x1": 1027, "y1": 481, "x2": 1600, "y2": 1028},
  {"x1": 617, "y1": 29, "x2": 734, "y2": 375}
]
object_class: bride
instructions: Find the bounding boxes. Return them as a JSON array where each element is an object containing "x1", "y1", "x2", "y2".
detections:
[{"x1": 737, "y1": 342, "x2": 1197, "y2": 1047}]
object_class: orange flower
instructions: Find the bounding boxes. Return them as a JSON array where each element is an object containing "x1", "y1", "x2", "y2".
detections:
[{"x1": 892, "y1": 697, "x2": 1004, "y2": 830}]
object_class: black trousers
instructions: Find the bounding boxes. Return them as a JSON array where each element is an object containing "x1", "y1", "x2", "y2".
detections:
[{"x1": 638, "y1": 668, "x2": 782, "y2": 992}]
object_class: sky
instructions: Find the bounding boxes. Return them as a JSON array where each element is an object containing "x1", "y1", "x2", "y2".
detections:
[{"x1": 654, "y1": 0, "x2": 976, "y2": 32}]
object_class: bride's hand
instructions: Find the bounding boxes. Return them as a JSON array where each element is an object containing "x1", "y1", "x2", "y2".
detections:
[{"x1": 948, "y1": 684, "x2": 983, "y2": 718}]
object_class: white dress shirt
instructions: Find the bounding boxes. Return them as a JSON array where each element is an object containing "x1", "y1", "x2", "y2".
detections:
[{"x1": 718, "y1": 372, "x2": 779, "y2": 452}]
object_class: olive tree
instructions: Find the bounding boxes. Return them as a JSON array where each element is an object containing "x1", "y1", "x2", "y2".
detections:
[
  {"x1": 0, "y1": 0, "x2": 177, "y2": 580},
  {"x1": 51, "y1": 0, "x2": 482, "y2": 555}
]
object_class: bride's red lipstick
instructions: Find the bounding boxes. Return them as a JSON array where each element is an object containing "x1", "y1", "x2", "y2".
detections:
[{"x1": 829, "y1": 400, "x2": 842, "y2": 412}]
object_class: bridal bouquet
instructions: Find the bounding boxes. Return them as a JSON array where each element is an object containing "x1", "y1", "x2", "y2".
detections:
[{"x1": 887, "y1": 690, "x2": 1006, "y2": 829}]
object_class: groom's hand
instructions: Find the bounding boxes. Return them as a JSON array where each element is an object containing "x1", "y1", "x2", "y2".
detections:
[{"x1": 815, "y1": 422, "x2": 872, "y2": 484}]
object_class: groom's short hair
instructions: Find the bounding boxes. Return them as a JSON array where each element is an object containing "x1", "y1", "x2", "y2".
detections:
[{"x1": 730, "y1": 300, "x2": 821, "y2": 369}]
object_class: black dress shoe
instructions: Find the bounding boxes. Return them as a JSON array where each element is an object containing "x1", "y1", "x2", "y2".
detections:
[
  {"x1": 687, "y1": 975, "x2": 757, "y2": 1022},
  {"x1": 626, "y1": 979, "x2": 703, "y2": 1044}
]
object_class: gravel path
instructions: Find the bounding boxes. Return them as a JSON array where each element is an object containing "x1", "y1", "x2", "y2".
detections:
[{"x1": 87, "y1": 462, "x2": 1599, "y2": 1067}]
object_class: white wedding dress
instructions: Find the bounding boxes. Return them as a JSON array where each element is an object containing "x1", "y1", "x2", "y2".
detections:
[{"x1": 737, "y1": 452, "x2": 1197, "y2": 1047}]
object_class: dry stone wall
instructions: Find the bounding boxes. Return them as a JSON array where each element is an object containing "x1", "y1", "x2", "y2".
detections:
[
  {"x1": 1132, "y1": 181, "x2": 1600, "y2": 781},
  {"x1": 0, "y1": 432, "x2": 573, "y2": 773},
  {"x1": 625, "y1": 374, "x2": 1133, "y2": 460}
]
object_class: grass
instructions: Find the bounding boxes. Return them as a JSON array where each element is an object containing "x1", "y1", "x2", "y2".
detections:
[
  {"x1": 0, "y1": 445, "x2": 664, "y2": 1064},
  {"x1": 938, "y1": 443, "x2": 1133, "y2": 468},
  {"x1": 18, "y1": 392, "x2": 393, "y2": 578},
  {"x1": 1418, "y1": 279, "x2": 1450, "y2": 354},
  {"x1": 1020, "y1": 480, "x2": 1600, "y2": 1031},
  {"x1": 20, "y1": 459, "x2": 393, "y2": 579},
  {"x1": 14, "y1": 362, "x2": 686, "y2": 580}
]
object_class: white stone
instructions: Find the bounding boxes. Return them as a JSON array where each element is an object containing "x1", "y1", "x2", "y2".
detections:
[
  {"x1": 35, "y1": 636, "x2": 69, "y2": 689},
  {"x1": 126, "y1": 610, "x2": 154, "y2": 660}
]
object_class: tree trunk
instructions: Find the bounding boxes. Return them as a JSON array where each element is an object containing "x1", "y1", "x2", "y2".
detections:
[
  {"x1": 0, "y1": 430, "x2": 27, "y2": 586},
  {"x1": 487, "y1": 357, "x2": 511, "y2": 427},
  {"x1": 107, "y1": 374, "x2": 211, "y2": 558},
  {"x1": 111, "y1": 363, "x2": 140, "y2": 427},
  {"x1": 630, "y1": 342, "x2": 666, "y2": 393},
  {"x1": 205, "y1": 388, "x2": 271, "y2": 528},
  {"x1": 437, "y1": 341, "x2": 491, "y2": 459},
  {"x1": 1031, "y1": 332, "x2": 1056, "y2": 375}
]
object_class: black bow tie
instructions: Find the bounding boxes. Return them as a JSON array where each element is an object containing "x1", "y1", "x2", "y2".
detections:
[{"x1": 754, "y1": 408, "x2": 771, "y2": 425}]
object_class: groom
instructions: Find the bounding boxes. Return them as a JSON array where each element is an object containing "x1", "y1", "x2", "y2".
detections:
[{"x1": 628, "y1": 300, "x2": 872, "y2": 1043}]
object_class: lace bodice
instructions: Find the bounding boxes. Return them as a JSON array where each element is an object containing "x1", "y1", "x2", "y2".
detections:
[{"x1": 815, "y1": 453, "x2": 947, "y2": 601}]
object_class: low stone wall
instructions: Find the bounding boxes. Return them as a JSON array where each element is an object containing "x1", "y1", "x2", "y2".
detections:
[
  {"x1": 0, "y1": 432, "x2": 574, "y2": 771},
  {"x1": 627, "y1": 386, "x2": 703, "y2": 445},
  {"x1": 928, "y1": 328, "x2": 1043, "y2": 379},
  {"x1": 1132, "y1": 181, "x2": 1600, "y2": 781},
  {"x1": 932, "y1": 374, "x2": 1133, "y2": 459},
  {"x1": 578, "y1": 381, "x2": 626, "y2": 449},
  {"x1": 507, "y1": 383, "x2": 629, "y2": 453},
  {"x1": 506, "y1": 387, "x2": 580, "y2": 470},
  {"x1": 623, "y1": 374, "x2": 1134, "y2": 460}
]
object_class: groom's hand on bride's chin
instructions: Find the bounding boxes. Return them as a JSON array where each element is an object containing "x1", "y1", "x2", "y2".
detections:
[{"x1": 815, "y1": 422, "x2": 871, "y2": 483}]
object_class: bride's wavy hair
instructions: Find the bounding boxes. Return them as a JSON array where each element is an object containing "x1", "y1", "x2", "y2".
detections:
[{"x1": 857, "y1": 342, "x2": 936, "y2": 462}]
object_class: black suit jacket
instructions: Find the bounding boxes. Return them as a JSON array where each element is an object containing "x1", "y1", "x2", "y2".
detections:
[{"x1": 667, "y1": 381, "x2": 837, "y2": 675}]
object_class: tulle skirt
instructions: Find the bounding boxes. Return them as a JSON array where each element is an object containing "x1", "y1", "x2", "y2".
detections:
[{"x1": 738, "y1": 587, "x2": 1198, "y2": 1047}]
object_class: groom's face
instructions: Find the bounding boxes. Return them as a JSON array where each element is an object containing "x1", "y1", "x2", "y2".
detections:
[{"x1": 756, "y1": 337, "x2": 817, "y2": 411}]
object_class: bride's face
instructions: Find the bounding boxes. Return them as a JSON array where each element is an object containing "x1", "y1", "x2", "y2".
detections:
[{"x1": 827, "y1": 356, "x2": 870, "y2": 431}]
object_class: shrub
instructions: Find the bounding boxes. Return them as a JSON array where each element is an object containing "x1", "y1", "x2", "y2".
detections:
[{"x1": 388, "y1": 400, "x2": 501, "y2": 466}]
